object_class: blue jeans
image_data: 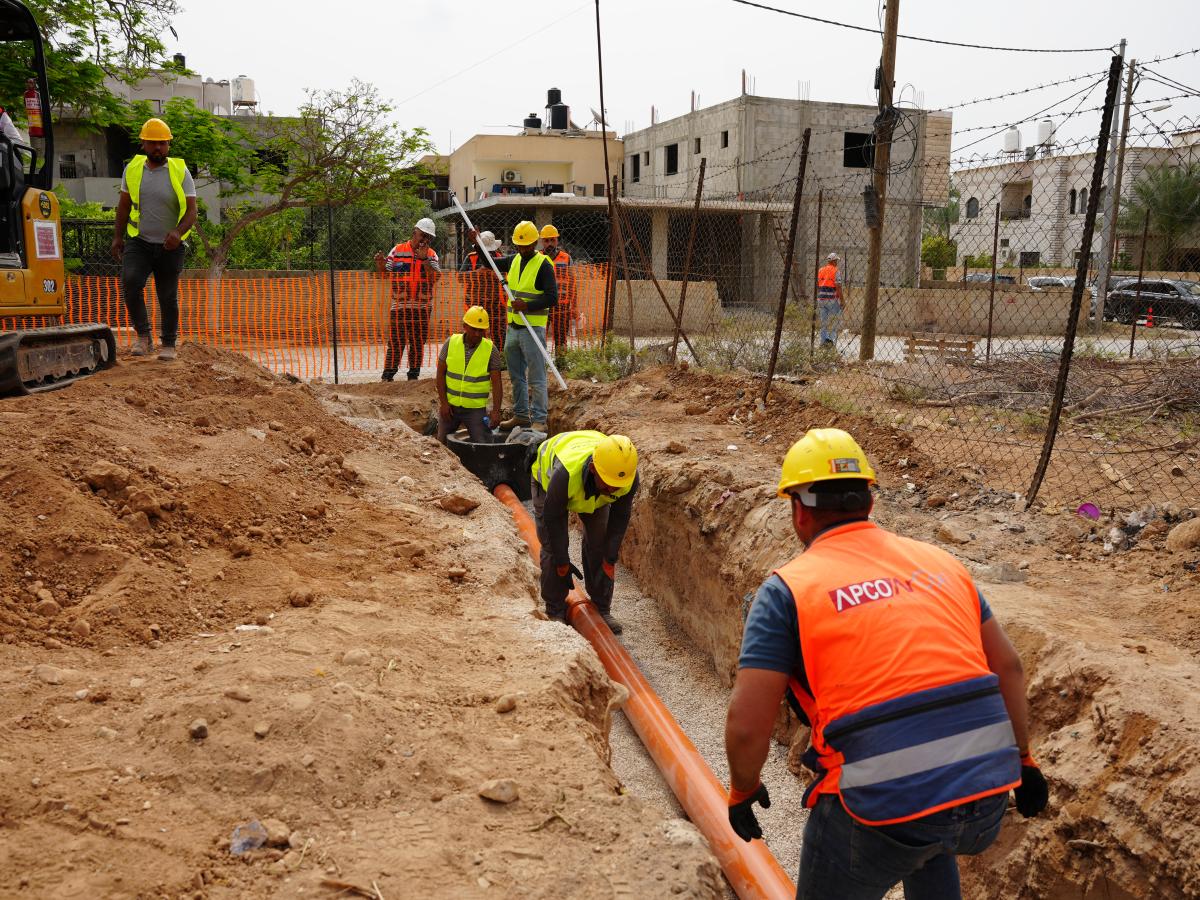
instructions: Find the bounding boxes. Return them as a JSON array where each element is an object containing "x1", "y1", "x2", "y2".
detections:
[
  {"x1": 505, "y1": 324, "x2": 548, "y2": 424},
  {"x1": 818, "y1": 299, "x2": 842, "y2": 345},
  {"x1": 797, "y1": 793, "x2": 1007, "y2": 900}
]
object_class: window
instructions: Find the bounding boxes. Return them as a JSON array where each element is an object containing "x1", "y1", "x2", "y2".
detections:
[
  {"x1": 694, "y1": 137, "x2": 701, "y2": 154},
  {"x1": 842, "y1": 132, "x2": 874, "y2": 169},
  {"x1": 999, "y1": 238, "x2": 1010, "y2": 249},
  {"x1": 1019, "y1": 251, "x2": 1041, "y2": 267},
  {"x1": 965, "y1": 197, "x2": 980, "y2": 219},
  {"x1": 642, "y1": 151, "x2": 649, "y2": 164},
  {"x1": 594, "y1": 182, "x2": 606, "y2": 197},
  {"x1": 721, "y1": 130, "x2": 729, "y2": 149},
  {"x1": 630, "y1": 154, "x2": 640, "y2": 183},
  {"x1": 665, "y1": 143, "x2": 679, "y2": 175},
  {"x1": 1078, "y1": 187, "x2": 1088, "y2": 212},
  {"x1": 1068, "y1": 189, "x2": 1077, "y2": 214}
]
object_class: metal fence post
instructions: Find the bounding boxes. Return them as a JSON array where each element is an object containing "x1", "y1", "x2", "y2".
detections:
[
  {"x1": 327, "y1": 202, "x2": 340, "y2": 385},
  {"x1": 809, "y1": 188, "x2": 823, "y2": 357},
  {"x1": 763, "y1": 128, "x2": 810, "y2": 401},
  {"x1": 672, "y1": 157, "x2": 706, "y2": 364},
  {"x1": 986, "y1": 202, "x2": 1000, "y2": 363},
  {"x1": 1026, "y1": 53, "x2": 1124, "y2": 505},
  {"x1": 1128, "y1": 209, "x2": 1150, "y2": 359}
]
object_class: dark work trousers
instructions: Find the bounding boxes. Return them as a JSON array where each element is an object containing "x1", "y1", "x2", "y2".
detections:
[
  {"x1": 383, "y1": 306, "x2": 430, "y2": 380},
  {"x1": 121, "y1": 236, "x2": 186, "y2": 346},
  {"x1": 549, "y1": 303, "x2": 572, "y2": 360},
  {"x1": 532, "y1": 481, "x2": 617, "y2": 620},
  {"x1": 484, "y1": 299, "x2": 508, "y2": 361}
]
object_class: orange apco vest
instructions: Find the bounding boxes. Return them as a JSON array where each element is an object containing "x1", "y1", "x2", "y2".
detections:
[
  {"x1": 817, "y1": 264, "x2": 839, "y2": 301},
  {"x1": 776, "y1": 520, "x2": 1020, "y2": 826}
]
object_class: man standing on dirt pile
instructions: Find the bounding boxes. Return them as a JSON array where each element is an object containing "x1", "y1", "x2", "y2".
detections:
[
  {"x1": 531, "y1": 430, "x2": 638, "y2": 634},
  {"x1": 435, "y1": 305, "x2": 503, "y2": 443},
  {"x1": 467, "y1": 222, "x2": 557, "y2": 432},
  {"x1": 111, "y1": 117, "x2": 198, "y2": 362},
  {"x1": 376, "y1": 218, "x2": 441, "y2": 382},
  {"x1": 724, "y1": 428, "x2": 1047, "y2": 898},
  {"x1": 816, "y1": 252, "x2": 844, "y2": 350}
]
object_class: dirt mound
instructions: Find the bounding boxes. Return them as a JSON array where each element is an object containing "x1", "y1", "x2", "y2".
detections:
[
  {"x1": 554, "y1": 365, "x2": 1200, "y2": 898},
  {"x1": 0, "y1": 348, "x2": 722, "y2": 898}
]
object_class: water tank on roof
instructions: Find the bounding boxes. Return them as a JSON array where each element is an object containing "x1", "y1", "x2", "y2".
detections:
[
  {"x1": 547, "y1": 87, "x2": 562, "y2": 107},
  {"x1": 1036, "y1": 119, "x2": 1055, "y2": 146},
  {"x1": 549, "y1": 103, "x2": 569, "y2": 131},
  {"x1": 523, "y1": 113, "x2": 542, "y2": 131},
  {"x1": 1003, "y1": 127, "x2": 1021, "y2": 153},
  {"x1": 232, "y1": 76, "x2": 256, "y2": 105}
]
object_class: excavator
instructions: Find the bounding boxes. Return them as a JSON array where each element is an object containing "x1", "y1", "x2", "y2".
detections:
[{"x1": 0, "y1": 0, "x2": 116, "y2": 397}]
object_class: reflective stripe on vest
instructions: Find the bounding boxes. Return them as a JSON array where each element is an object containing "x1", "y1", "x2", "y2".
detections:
[
  {"x1": 445, "y1": 333, "x2": 493, "y2": 408},
  {"x1": 531, "y1": 430, "x2": 632, "y2": 514},
  {"x1": 507, "y1": 252, "x2": 549, "y2": 327},
  {"x1": 817, "y1": 264, "x2": 839, "y2": 300},
  {"x1": 125, "y1": 155, "x2": 191, "y2": 240},
  {"x1": 775, "y1": 521, "x2": 1020, "y2": 826}
]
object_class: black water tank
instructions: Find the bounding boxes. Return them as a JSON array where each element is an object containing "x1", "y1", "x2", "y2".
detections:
[
  {"x1": 173, "y1": 52, "x2": 186, "y2": 68},
  {"x1": 549, "y1": 103, "x2": 569, "y2": 131},
  {"x1": 523, "y1": 113, "x2": 542, "y2": 130},
  {"x1": 547, "y1": 87, "x2": 562, "y2": 107}
]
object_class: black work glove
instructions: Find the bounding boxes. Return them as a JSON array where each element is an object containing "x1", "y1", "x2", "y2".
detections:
[
  {"x1": 728, "y1": 783, "x2": 771, "y2": 842},
  {"x1": 1014, "y1": 754, "x2": 1048, "y2": 818},
  {"x1": 555, "y1": 562, "x2": 584, "y2": 589}
]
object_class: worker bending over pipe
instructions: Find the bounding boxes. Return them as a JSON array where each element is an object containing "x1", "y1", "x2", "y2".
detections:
[{"x1": 725, "y1": 428, "x2": 1048, "y2": 898}]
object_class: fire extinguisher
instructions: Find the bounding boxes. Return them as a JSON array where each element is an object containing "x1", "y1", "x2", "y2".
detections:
[{"x1": 23, "y1": 79, "x2": 43, "y2": 138}]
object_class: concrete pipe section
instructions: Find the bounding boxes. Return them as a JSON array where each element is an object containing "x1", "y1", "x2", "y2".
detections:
[{"x1": 493, "y1": 483, "x2": 796, "y2": 900}]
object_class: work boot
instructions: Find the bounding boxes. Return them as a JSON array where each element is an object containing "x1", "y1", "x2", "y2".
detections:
[
  {"x1": 545, "y1": 606, "x2": 568, "y2": 625},
  {"x1": 499, "y1": 415, "x2": 530, "y2": 430},
  {"x1": 158, "y1": 344, "x2": 177, "y2": 361},
  {"x1": 130, "y1": 335, "x2": 152, "y2": 357},
  {"x1": 381, "y1": 372, "x2": 395, "y2": 382},
  {"x1": 599, "y1": 612, "x2": 623, "y2": 635},
  {"x1": 530, "y1": 421, "x2": 546, "y2": 433}
]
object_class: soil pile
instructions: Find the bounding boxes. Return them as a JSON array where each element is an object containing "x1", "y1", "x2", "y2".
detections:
[{"x1": 0, "y1": 347, "x2": 722, "y2": 898}]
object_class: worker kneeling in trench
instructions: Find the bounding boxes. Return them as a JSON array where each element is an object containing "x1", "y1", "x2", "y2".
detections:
[
  {"x1": 725, "y1": 428, "x2": 1049, "y2": 899},
  {"x1": 531, "y1": 430, "x2": 639, "y2": 633},
  {"x1": 435, "y1": 305, "x2": 503, "y2": 444}
]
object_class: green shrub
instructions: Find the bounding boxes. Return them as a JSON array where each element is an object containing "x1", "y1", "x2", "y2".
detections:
[{"x1": 557, "y1": 338, "x2": 632, "y2": 381}]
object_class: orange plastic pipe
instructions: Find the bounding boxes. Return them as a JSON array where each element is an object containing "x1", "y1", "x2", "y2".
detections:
[{"x1": 492, "y1": 484, "x2": 796, "y2": 900}]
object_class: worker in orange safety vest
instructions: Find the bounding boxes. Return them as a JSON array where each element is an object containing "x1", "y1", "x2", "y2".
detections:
[
  {"x1": 725, "y1": 428, "x2": 1047, "y2": 898},
  {"x1": 540, "y1": 223, "x2": 575, "y2": 365},
  {"x1": 816, "y1": 252, "x2": 844, "y2": 351},
  {"x1": 462, "y1": 230, "x2": 507, "y2": 353}
]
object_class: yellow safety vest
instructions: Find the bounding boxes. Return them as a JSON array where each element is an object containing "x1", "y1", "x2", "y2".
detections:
[
  {"x1": 124, "y1": 155, "x2": 192, "y2": 240},
  {"x1": 507, "y1": 252, "x2": 550, "y2": 327},
  {"x1": 532, "y1": 430, "x2": 633, "y2": 514},
  {"x1": 445, "y1": 333, "x2": 493, "y2": 409}
]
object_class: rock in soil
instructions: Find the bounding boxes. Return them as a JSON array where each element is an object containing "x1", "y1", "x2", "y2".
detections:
[
  {"x1": 288, "y1": 587, "x2": 316, "y2": 608},
  {"x1": 495, "y1": 694, "x2": 519, "y2": 714},
  {"x1": 254, "y1": 721, "x2": 271, "y2": 739},
  {"x1": 33, "y1": 664, "x2": 63, "y2": 685},
  {"x1": 936, "y1": 523, "x2": 972, "y2": 545},
  {"x1": 342, "y1": 648, "x2": 371, "y2": 666},
  {"x1": 188, "y1": 718, "x2": 209, "y2": 740},
  {"x1": 1166, "y1": 518, "x2": 1200, "y2": 552},
  {"x1": 478, "y1": 779, "x2": 519, "y2": 804},
  {"x1": 439, "y1": 494, "x2": 480, "y2": 516},
  {"x1": 262, "y1": 818, "x2": 291, "y2": 848},
  {"x1": 35, "y1": 599, "x2": 61, "y2": 617}
]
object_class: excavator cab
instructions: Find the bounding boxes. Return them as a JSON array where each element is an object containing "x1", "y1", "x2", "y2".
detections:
[{"x1": 0, "y1": 0, "x2": 116, "y2": 396}]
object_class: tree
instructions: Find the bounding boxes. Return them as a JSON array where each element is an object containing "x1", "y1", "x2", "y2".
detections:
[
  {"x1": 921, "y1": 233, "x2": 957, "y2": 271},
  {"x1": 1119, "y1": 162, "x2": 1200, "y2": 270},
  {"x1": 190, "y1": 80, "x2": 434, "y2": 278},
  {"x1": 0, "y1": 0, "x2": 181, "y2": 127},
  {"x1": 923, "y1": 186, "x2": 960, "y2": 237}
]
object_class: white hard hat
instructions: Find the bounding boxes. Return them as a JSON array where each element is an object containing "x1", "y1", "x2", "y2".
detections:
[
  {"x1": 827, "y1": 252, "x2": 840, "y2": 261},
  {"x1": 415, "y1": 217, "x2": 437, "y2": 237},
  {"x1": 478, "y1": 231, "x2": 501, "y2": 252}
]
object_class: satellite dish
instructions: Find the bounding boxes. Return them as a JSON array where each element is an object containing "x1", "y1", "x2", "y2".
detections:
[{"x1": 588, "y1": 107, "x2": 606, "y2": 128}]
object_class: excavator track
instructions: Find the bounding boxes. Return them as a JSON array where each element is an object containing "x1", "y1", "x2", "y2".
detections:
[{"x1": 0, "y1": 324, "x2": 117, "y2": 397}]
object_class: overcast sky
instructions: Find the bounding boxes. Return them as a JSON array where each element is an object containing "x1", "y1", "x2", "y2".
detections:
[{"x1": 165, "y1": 0, "x2": 1199, "y2": 159}]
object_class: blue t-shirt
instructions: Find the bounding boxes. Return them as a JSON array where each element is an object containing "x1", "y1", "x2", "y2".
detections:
[{"x1": 738, "y1": 574, "x2": 994, "y2": 685}]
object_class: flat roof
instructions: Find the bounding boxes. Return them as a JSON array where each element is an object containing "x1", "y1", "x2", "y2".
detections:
[{"x1": 433, "y1": 194, "x2": 791, "y2": 219}]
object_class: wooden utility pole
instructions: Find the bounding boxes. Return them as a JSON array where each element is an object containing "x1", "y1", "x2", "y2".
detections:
[
  {"x1": 1108, "y1": 57, "x2": 1137, "y2": 270},
  {"x1": 859, "y1": 0, "x2": 900, "y2": 361},
  {"x1": 1093, "y1": 39, "x2": 1126, "y2": 312}
]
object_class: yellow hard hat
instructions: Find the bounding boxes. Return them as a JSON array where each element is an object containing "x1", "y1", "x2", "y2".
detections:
[
  {"x1": 592, "y1": 434, "x2": 637, "y2": 489},
  {"x1": 777, "y1": 428, "x2": 876, "y2": 498},
  {"x1": 463, "y1": 305, "x2": 490, "y2": 330},
  {"x1": 539, "y1": 224, "x2": 559, "y2": 239},
  {"x1": 512, "y1": 221, "x2": 539, "y2": 246},
  {"x1": 139, "y1": 117, "x2": 173, "y2": 141}
]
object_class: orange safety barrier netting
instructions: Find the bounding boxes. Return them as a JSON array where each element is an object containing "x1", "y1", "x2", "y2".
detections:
[{"x1": 1, "y1": 265, "x2": 612, "y2": 381}]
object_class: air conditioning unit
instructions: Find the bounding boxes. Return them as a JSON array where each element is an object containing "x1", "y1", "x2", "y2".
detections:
[{"x1": 501, "y1": 169, "x2": 522, "y2": 183}]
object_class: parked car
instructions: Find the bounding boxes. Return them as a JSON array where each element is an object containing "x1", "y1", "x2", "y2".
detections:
[
  {"x1": 1103, "y1": 279, "x2": 1200, "y2": 329},
  {"x1": 1028, "y1": 276, "x2": 1071, "y2": 290},
  {"x1": 964, "y1": 273, "x2": 1017, "y2": 284}
]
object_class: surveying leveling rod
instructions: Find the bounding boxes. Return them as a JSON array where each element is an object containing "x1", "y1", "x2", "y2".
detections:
[{"x1": 451, "y1": 196, "x2": 568, "y2": 391}]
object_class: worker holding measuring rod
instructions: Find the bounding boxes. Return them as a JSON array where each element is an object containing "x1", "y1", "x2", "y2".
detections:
[{"x1": 464, "y1": 218, "x2": 559, "y2": 432}]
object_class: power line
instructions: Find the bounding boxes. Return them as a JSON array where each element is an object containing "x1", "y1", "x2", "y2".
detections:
[{"x1": 729, "y1": 0, "x2": 1116, "y2": 53}]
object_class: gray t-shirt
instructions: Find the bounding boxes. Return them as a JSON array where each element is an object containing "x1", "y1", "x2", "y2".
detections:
[
  {"x1": 121, "y1": 159, "x2": 196, "y2": 244},
  {"x1": 437, "y1": 336, "x2": 503, "y2": 371}
]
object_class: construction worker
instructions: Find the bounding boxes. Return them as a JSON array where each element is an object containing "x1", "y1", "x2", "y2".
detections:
[
  {"x1": 467, "y1": 221, "x2": 557, "y2": 432},
  {"x1": 725, "y1": 428, "x2": 1047, "y2": 898},
  {"x1": 816, "y1": 252, "x2": 844, "y2": 349},
  {"x1": 435, "y1": 305, "x2": 503, "y2": 443},
  {"x1": 375, "y1": 217, "x2": 441, "y2": 381},
  {"x1": 540, "y1": 224, "x2": 575, "y2": 364},
  {"x1": 461, "y1": 230, "x2": 507, "y2": 353},
  {"x1": 110, "y1": 117, "x2": 198, "y2": 361},
  {"x1": 531, "y1": 430, "x2": 638, "y2": 633}
]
